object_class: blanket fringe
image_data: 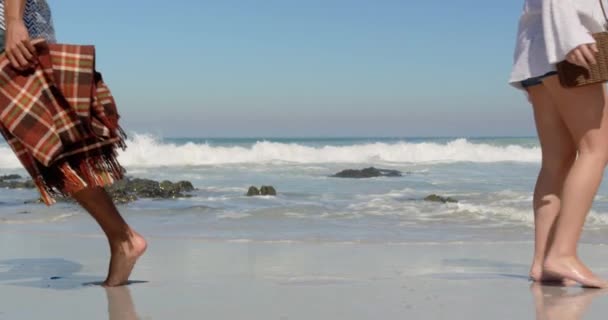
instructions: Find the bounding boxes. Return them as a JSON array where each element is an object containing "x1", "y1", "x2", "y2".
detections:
[{"x1": 33, "y1": 137, "x2": 126, "y2": 205}]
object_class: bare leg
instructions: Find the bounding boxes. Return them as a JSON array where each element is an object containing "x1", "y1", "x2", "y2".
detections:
[
  {"x1": 542, "y1": 76, "x2": 608, "y2": 288},
  {"x1": 527, "y1": 84, "x2": 576, "y2": 283},
  {"x1": 71, "y1": 186, "x2": 147, "y2": 287}
]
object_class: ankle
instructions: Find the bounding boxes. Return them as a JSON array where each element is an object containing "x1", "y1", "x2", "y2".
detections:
[
  {"x1": 545, "y1": 252, "x2": 576, "y2": 263},
  {"x1": 532, "y1": 254, "x2": 545, "y2": 264},
  {"x1": 108, "y1": 229, "x2": 135, "y2": 247}
]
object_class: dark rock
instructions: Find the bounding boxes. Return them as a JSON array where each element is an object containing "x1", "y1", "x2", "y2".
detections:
[
  {"x1": 159, "y1": 180, "x2": 195, "y2": 196},
  {"x1": 160, "y1": 180, "x2": 194, "y2": 198},
  {"x1": 105, "y1": 177, "x2": 195, "y2": 202},
  {"x1": 128, "y1": 178, "x2": 162, "y2": 198},
  {"x1": 105, "y1": 187, "x2": 138, "y2": 205},
  {"x1": 10, "y1": 176, "x2": 195, "y2": 204},
  {"x1": 260, "y1": 186, "x2": 277, "y2": 196},
  {"x1": 247, "y1": 185, "x2": 278, "y2": 196},
  {"x1": 247, "y1": 186, "x2": 260, "y2": 196},
  {"x1": 0, "y1": 174, "x2": 35, "y2": 189},
  {"x1": 0, "y1": 174, "x2": 22, "y2": 180},
  {"x1": 424, "y1": 194, "x2": 458, "y2": 203},
  {"x1": 176, "y1": 181, "x2": 195, "y2": 192},
  {"x1": 159, "y1": 180, "x2": 174, "y2": 191},
  {"x1": 332, "y1": 167, "x2": 402, "y2": 178},
  {"x1": 22, "y1": 180, "x2": 35, "y2": 188}
]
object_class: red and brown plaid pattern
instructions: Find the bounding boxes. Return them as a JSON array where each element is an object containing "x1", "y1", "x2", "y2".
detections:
[{"x1": 0, "y1": 40, "x2": 126, "y2": 205}]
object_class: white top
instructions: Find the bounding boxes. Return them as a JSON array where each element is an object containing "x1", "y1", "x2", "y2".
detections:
[
  {"x1": 0, "y1": 0, "x2": 55, "y2": 42},
  {"x1": 509, "y1": 0, "x2": 606, "y2": 89}
]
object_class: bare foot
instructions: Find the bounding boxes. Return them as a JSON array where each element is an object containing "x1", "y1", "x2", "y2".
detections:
[
  {"x1": 103, "y1": 231, "x2": 147, "y2": 287},
  {"x1": 530, "y1": 264, "x2": 577, "y2": 286},
  {"x1": 544, "y1": 256, "x2": 608, "y2": 288}
]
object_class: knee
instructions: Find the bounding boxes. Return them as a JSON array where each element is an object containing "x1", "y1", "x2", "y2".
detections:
[{"x1": 577, "y1": 139, "x2": 608, "y2": 165}]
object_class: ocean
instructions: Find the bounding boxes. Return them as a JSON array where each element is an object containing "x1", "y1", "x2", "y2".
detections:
[{"x1": 1, "y1": 134, "x2": 608, "y2": 244}]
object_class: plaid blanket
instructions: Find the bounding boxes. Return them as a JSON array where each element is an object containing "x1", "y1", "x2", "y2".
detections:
[{"x1": 0, "y1": 40, "x2": 126, "y2": 205}]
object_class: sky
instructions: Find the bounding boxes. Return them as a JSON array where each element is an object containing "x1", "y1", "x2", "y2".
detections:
[{"x1": 51, "y1": 0, "x2": 529, "y2": 137}]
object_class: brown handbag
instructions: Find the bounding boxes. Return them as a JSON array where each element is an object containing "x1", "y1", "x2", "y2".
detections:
[{"x1": 556, "y1": 0, "x2": 608, "y2": 87}]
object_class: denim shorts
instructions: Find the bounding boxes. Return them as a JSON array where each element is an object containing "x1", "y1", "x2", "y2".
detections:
[
  {"x1": 0, "y1": 29, "x2": 4, "y2": 52},
  {"x1": 520, "y1": 71, "x2": 557, "y2": 88}
]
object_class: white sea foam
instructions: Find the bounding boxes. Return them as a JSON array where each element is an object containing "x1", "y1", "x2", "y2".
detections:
[
  {"x1": 0, "y1": 134, "x2": 541, "y2": 168},
  {"x1": 346, "y1": 189, "x2": 608, "y2": 227},
  {"x1": 115, "y1": 134, "x2": 541, "y2": 167}
]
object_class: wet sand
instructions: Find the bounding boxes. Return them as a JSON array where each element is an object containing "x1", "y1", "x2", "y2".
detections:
[{"x1": 0, "y1": 231, "x2": 607, "y2": 319}]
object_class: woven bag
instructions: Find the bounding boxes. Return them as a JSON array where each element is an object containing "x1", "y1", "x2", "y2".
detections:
[{"x1": 556, "y1": 0, "x2": 608, "y2": 87}]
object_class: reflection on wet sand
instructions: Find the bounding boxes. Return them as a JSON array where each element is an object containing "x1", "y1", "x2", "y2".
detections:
[
  {"x1": 531, "y1": 283, "x2": 608, "y2": 320},
  {"x1": 106, "y1": 285, "x2": 139, "y2": 320}
]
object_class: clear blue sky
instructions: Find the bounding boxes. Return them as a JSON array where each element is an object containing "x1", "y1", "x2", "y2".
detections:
[{"x1": 51, "y1": 0, "x2": 529, "y2": 137}]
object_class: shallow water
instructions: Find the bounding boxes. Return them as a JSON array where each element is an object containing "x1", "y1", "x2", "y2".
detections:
[{"x1": 1, "y1": 135, "x2": 607, "y2": 244}]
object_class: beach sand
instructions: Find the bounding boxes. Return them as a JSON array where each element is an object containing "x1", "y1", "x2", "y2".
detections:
[{"x1": 0, "y1": 231, "x2": 607, "y2": 319}]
